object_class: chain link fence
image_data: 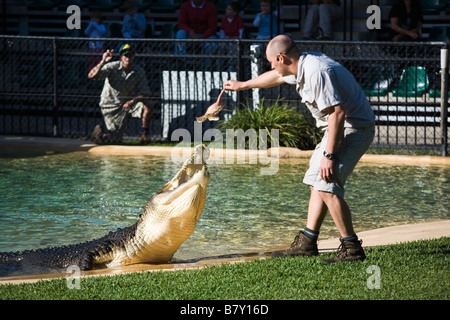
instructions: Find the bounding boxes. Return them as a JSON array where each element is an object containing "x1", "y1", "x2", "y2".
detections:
[{"x1": 0, "y1": 35, "x2": 448, "y2": 154}]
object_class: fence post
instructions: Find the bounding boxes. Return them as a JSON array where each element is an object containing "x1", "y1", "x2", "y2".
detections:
[
  {"x1": 250, "y1": 44, "x2": 262, "y2": 109},
  {"x1": 52, "y1": 37, "x2": 58, "y2": 137},
  {"x1": 237, "y1": 39, "x2": 242, "y2": 106},
  {"x1": 440, "y1": 47, "x2": 449, "y2": 156}
]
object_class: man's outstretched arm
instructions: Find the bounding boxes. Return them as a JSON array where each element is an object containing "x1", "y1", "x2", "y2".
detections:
[{"x1": 224, "y1": 69, "x2": 285, "y2": 91}]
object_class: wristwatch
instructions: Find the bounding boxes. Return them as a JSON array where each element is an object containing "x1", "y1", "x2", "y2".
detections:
[{"x1": 323, "y1": 151, "x2": 336, "y2": 160}]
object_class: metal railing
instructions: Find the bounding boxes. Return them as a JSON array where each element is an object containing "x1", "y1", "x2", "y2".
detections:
[{"x1": 0, "y1": 35, "x2": 448, "y2": 155}]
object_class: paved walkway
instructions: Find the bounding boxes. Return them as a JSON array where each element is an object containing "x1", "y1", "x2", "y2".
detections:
[{"x1": 0, "y1": 135, "x2": 449, "y2": 285}]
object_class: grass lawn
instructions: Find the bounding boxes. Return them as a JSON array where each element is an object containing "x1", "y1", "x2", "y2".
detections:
[{"x1": 1, "y1": 237, "x2": 448, "y2": 301}]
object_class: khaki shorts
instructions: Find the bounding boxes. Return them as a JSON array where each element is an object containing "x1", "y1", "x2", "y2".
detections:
[
  {"x1": 101, "y1": 101, "x2": 144, "y2": 133},
  {"x1": 303, "y1": 125, "x2": 375, "y2": 198}
]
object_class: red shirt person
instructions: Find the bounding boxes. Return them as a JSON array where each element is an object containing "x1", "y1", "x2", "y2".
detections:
[
  {"x1": 219, "y1": 1, "x2": 244, "y2": 39},
  {"x1": 176, "y1": 0, "x2": 218, "y2": 39}
]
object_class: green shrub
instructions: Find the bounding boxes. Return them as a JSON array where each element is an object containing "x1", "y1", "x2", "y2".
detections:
[{"x1": 219, "y1": 98, "x2": 322, "y2": 150}]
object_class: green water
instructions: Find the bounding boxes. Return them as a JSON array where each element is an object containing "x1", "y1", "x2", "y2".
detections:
[{"x1": 0, "y1": 152, "x2": 448, "y2": 261}]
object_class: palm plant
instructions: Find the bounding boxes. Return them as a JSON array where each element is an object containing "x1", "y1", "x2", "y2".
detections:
[{"x1": 219, "y1": 98, "x2": 322, "y2": 150}]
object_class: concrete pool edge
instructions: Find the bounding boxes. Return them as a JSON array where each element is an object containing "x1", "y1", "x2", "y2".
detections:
[
  {"x1": 1, "y1": 135, "x2": 449, "y2": 166},
  {"x1": 1, "y1": 220, "x2": 449, "y2": 285}
]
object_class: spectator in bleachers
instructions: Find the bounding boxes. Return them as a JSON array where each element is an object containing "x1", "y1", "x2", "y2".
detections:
[
  {"x1": 176, "y1": 0, "x2": 218, "y2": 40},
  {"x1": 122, "y1": 0, "x2": 146, "y2": 38},
  {"x1": 219, "y1": 1, "x2": 244, "y2": 71},
  {"x1": 302, "y1": 0, "x2": 343, "y2": 41},
  {"x1": 253, "y1": 0, "x2": 278, "y2": 40},
  {"x1": 88, "y1": 44, "x2": 155, "y2": 143},
  {"x1": 389, "y1": 0, "x2": 423, "y2": 42},
  {"x1": 85, "y1": 11, "x2": 107, "y2": 71},
  {"x1": 219, "y1": 1, "x2": 245, "y2": 39},
  {"x1": 175, "y1": 0, "x2": 218, "y2": 56}
]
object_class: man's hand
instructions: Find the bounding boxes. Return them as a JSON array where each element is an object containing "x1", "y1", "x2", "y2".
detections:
[
  {"x1": 123, "y1": 99, "x2": 134, "y2": 109},
  {"x1": 320, "y1": 156, "x2": 334, "y2": 183},
  {"x1": 224, "y1": 80, "x2": 245, "y2": 91},
  {"x1": 123, "y1": 96, "x2": 154, "y2": 110},
  {"x1": 102, "y1": 49, "x2": 114, "y2": 63},
  {"x1": 88, "y1": 49, "x2": 113, "y2": 79},
  {"x1": 320, "y1": 104, "x2": 345, "y2": 183}
]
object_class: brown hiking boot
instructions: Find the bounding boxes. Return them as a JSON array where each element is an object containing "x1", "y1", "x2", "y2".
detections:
[
  {"x1": 91, "y1": 124, "x2": 102, "y2": 140},
  {"x1": 91, "y1": 124, "x2": 110, "y2": 143},
  {"x1": 139, "y1": 131, "x2": 149, "y2": 144},
  {"x1": 272, "y1": 231, "x2": 319, "y2": 258},
  {"x1": 323, "y1": 238, "x2": 366, "y2": 263}
]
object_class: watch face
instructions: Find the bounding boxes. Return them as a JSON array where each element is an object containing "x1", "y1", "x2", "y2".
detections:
[{"x1": 324, "y1": 152, "x2": 334, "y2": 160}]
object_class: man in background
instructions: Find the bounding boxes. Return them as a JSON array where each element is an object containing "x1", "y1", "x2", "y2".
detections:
[{"x1": 88, "y1": 44, "x2": 154, "y2": 143}]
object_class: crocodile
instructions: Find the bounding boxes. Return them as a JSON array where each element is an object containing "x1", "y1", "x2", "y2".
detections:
[{"x1": 0, "y1": 145, "x2": 210, "y2": 276}]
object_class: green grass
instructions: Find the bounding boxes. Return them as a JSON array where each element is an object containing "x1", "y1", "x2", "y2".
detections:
[{"x1": 1, "y1": 237, "x2": 449, "y2": 300}]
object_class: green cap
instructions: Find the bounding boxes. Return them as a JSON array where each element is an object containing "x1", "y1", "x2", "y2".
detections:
[{"x1": 119, "y1": 43, "x2": 134, "y2": 56}]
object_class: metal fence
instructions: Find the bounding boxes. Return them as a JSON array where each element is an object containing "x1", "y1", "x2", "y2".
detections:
[{"x1": 0, "y1": 35, "x2": 448, "y2": 155}]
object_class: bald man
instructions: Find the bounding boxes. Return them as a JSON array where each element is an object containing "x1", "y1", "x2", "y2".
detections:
[{"x1": 224, "y1": 35, "x2": 375, "y2": 263}]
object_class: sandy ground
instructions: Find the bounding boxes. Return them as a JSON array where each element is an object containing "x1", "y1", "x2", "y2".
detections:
[{"x1": 0, "y1": 135, "x2": 449, "y2": 285}]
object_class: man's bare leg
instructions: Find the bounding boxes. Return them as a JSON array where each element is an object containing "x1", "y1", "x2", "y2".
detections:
[
  {"x1": 142, "y1": 102, "x2": 155, "y2": 128},
  {"x1": 317, "y1": 190, "x2": 366, "y2": 263},
  {"x1": 318, "y1": 190, "x2": 355, "y2": 238},
  {"x1": 139, "y1": 102, "x2": 154, "y2": 143},
  {"x1": 306, "y1": 187, "x2": 328, "y2": 232}
]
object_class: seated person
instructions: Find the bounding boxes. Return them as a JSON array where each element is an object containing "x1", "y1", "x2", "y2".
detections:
[
  {"x1": 122, "y1": 0, "x2": 146, "y2": 38},
  {"x1": 253, "y1": 0, "x2": 278, "y2": 40},
  {"x1": 175, "y1": 0, "x2": 218, "y2": 54},
  {"x1": 389, "y1": 0, "x2": 423, "y2": 41},
  {"x1": 302, "y1": 0, "x2": 343, "y2": 40},
  {"x1": 219, "y1": 1, "x2": 244, "y2": 39}
]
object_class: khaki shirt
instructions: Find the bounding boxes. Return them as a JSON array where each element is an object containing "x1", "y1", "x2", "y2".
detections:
[{"x1": 93, "y1": 61, "x2": 150, "y2": 109}]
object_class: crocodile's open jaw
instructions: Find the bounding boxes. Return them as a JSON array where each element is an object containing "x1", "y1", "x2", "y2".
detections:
[
  {"x1": 128, "y1": 144, "x2": 211, "y2": 264},
  {"x1": 149, "y1": 144, "x2": 210, "y2": 221}
]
